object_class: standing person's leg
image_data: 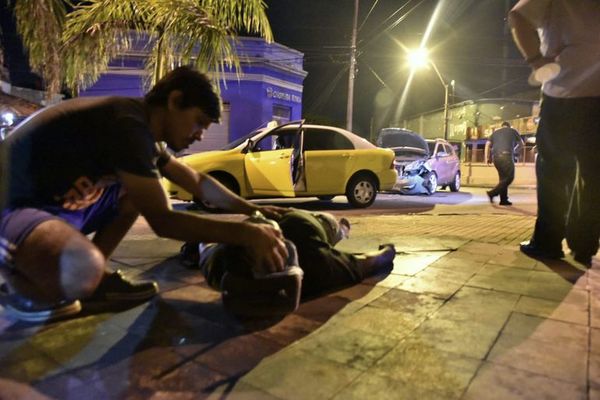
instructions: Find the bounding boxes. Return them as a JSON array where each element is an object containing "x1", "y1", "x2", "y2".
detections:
[
  {"x1": 487, "y1": 155, "x2": 513, "y2": 203},
  {"x1": 487, "y1": 161, "x2": 504, "y2": 200},
  {"x1": 523, "y1": 96, "x2": 576, "y2": 257},
  {"x1": 565, "y1": 97, "x2": 600, "y2": 265},
  {"x1": 494, "y1": 155, "x2": 515, "y2": 204}
]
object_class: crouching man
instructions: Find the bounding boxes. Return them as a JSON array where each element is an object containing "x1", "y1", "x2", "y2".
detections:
[{"x1": 0, "y1": 67, "x2": 288, "y2": 322}]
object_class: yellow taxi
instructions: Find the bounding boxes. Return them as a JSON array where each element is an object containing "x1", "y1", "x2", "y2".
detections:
[{"x1": 164, "y1": 122, "x2": 397, "y2": 208}]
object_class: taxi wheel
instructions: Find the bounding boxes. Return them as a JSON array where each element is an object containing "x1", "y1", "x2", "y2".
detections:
[{"x1": 346, "y1": 174, "x2": 377, "y2": 208}]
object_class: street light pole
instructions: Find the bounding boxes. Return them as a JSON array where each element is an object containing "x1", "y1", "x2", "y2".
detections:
[
  {"x1": 346, "y1": 0, "x2": 359, "y2": 132},
  {"x1": 429, "y1": 61, "x2": 449, "y2": 141}
]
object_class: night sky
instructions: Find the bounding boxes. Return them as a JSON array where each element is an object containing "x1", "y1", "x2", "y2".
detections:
[
  {"x1": 1, "y1": 0, "x2": 532, "y2": 139},
  {"x1": 265, "y1": 0, "x2": 531, "y2": 138}
]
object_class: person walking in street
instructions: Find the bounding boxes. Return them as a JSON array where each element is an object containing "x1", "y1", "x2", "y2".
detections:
[
  {"x1": 0, "y1": 66, "x2": 289, "y2": 322},
  {"x1": 509, "y1": 0, "x2": 600, "y2": 266},
  {"x1": 486, "y1": 121, "x2": 524, "y2": 206}
]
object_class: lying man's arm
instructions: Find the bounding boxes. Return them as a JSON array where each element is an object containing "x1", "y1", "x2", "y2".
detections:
[
  {"x1": 160, "y1": 156, "x2": 288, "y2": 219},
  {"x1": 118, "y1": 169, "x2": 288, "y2": 273}
]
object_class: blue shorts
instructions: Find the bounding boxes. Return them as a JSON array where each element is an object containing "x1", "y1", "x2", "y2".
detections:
[{"x1": 0, "y1": 184, "x2": 122, "y2": 247}]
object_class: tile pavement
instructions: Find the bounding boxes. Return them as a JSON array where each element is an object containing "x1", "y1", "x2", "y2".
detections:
[{"x1": 0, "y1": 212, "x2": 598, "y2": 399}]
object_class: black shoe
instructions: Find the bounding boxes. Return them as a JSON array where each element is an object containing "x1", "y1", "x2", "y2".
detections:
[
  {"x1": 86, "y1": 270, "x2": 159, "y2": 302},
  {"x1": 486, "y1": 191, "x2": 494, "y2": 204},
  {"x1": 520, "y1": 241, "x2": 564, "y2": 260},
  {"x1": 499, "y1": 200, "x2": 513, "y2": 206},
  {"x1": 2, "y1": 294, "x2": 81, "y2": 323},
  {"x1": 0, "y1": 283, "x2": 81, "y2": 322},
  {"x1": 180, "y1": 242, "x2": 200, "y2": 268}
]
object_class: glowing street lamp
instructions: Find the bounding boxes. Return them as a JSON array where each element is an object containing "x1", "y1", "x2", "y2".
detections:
[{"x1": 407, "y1": 48, "x2": 451, "y2": 140}]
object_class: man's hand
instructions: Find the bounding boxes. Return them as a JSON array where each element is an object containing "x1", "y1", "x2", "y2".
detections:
[
  {"x1": 243, "y1": 223, "x2": 288, "y2": 275},
  {"x1": 256, "y1": 205, "x2": 290, "y2": 220}
]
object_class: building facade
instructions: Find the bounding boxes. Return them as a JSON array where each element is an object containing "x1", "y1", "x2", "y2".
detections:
[{"x1": 80, "y1": 37, "x2": 307, "y2": 153}]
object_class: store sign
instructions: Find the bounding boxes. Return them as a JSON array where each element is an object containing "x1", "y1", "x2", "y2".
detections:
[{"x1": 266, "y1": 87, "x2": 301, "y2": 103}]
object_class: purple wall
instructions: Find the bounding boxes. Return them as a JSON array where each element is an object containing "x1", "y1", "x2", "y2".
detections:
[{"x1": 80, "y1": 37, "x2": 307, "y2": 143}]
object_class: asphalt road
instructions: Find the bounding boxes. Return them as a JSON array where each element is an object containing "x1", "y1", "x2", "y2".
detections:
[{"x1": 249, "y1": 186, "x2": 538, "y2": 217}]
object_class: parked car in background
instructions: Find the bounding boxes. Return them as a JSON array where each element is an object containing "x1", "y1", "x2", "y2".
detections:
[
  {"x1": 376, "y1": 127, "x2": 461, "y2": 195},
  {"x1": 164, "y1": 121, "x2": 397, "y2": 208}
]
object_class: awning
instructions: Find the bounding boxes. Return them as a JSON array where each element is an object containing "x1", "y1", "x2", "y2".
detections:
[{"x1": 0, "y1": 91, "x2": 41, "y2": 116}]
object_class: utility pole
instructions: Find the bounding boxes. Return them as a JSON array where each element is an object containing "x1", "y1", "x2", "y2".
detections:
[
  {"x1": 501, "y1": 0, "x2": 511, "y2": 97},
  {"x1": 346, "y1": 0, "x2": 359, "y2": 132}
]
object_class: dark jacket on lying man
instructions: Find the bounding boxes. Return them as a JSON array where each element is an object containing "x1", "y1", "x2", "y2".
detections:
[{"x1": 182, "y1": 209, "x2": 395, "y2": 316}]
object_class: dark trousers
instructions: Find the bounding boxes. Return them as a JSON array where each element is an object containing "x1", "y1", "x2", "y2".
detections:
[
  {"x1": 532, "y1": 95, "x2": 600, "y2": 256},
  {"x1": 278, "y1": 210, "x2": 364, "y2": 298},
  {"x1": 489, "y1": 154, "x2": 515, "y2": 202}
]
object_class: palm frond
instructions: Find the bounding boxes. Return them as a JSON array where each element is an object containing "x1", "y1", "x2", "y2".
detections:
[
  {"x1": 61, "y1": 0, "x2": 153, "y2": 92},
  {"x1": 15, "y1": 0, "x2": 273, "y2": 94},
  {"x1": 14, "y1": 0, "x2": 66, "y2": 96},
  {"x1": 146, "y1": 0, "x2": 239, "y2": 87}
]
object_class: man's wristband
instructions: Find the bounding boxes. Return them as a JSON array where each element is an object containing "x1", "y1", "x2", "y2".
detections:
[{"x1": 525, "y1": 53, "x2": 543, "y2": 64}]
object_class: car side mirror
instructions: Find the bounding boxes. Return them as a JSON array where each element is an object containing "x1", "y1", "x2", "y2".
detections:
[{"x1": 243, "y1": 139, "x2": 254, "y2": 153}]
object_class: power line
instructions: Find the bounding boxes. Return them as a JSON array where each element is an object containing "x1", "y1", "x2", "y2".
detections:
[{"x1": 358, "y1": 0, "x2": 380, "y2": 33}]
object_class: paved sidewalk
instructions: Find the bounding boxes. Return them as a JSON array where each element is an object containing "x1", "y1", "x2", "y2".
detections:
[{"x1": 0, "y1": 210, "x2": 598, "y2": 399}]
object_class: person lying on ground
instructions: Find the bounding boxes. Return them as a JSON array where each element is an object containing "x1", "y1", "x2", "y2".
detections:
[{"x1": 181, "y1": 209, "x2": 396, "y2": 317}]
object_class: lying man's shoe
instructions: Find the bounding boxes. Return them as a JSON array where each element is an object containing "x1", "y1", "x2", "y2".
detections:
[
  {"x1": 2, "y1": 294, "x2": 81, "y2": 323},
  {"x1": 520, "y1": 241, "x2": 564, "y2": 260},
  {"x1": 180, "y1": 242, "x2": 200, "y2": 268},
  {"x1": 357, "y1": 244, "x2": 396, "y2": 276},
  {"x1": 86, "y1": 270, "x2": 159, "y2": 302}
]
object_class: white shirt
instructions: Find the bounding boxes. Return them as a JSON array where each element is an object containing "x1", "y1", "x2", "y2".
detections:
[{"x1": 512, "y1": 0, "x2": 600, "y2": 98}]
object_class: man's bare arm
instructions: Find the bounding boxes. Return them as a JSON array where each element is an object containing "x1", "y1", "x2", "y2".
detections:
[
  {"x1": 118, "y1": 170, "x2": 287, "y2": 272},
  {"x1": 508, "y1": 10, "x2": 555, "y2": 70},
  {"x1": 160, "y1": 157, "x2": 288, "y2": 219}
]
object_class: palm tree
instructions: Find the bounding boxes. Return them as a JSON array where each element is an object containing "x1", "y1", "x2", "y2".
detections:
[
  {"x1": 11, "y1": 0, "x2": 272, "y2": 96},
  {"x1": 13, "y1": 0, "x2": 67, "y2": 97}
]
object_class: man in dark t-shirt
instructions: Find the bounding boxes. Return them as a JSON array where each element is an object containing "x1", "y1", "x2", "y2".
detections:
[
  {"x1": 486, "y1": 121, "x2": 524, "y2": 205},
  {"x1": 0, "y1": 67, "x2": 289, "y2": 322}
]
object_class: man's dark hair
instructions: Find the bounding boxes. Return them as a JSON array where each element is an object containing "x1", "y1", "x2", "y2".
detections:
[
  {"x1": 145, "y1": 66, "x2": 221, "y2": 123},
  {"x1": 501, "y1": 121, "x2": 511, "y2": 128}
]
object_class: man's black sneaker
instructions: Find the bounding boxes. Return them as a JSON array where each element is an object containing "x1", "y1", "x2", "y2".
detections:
[
  {"x1": 499, "y1": 200, "x2": 513, "y2": 206},
  {"x1": 486, "y1": 191, "x2": 494, "y2": 204},
  {"x1": 180, "y1": 242, "x2": 200, "y2": 268},
  {"x1": 2, "y1": 294, "x2": 81, "y2": 323},
  {"x1": 520, "y1": 242, "x2": 564, "y2": 260},
  {"x1": 87, "y1": 270, "x2": 159, "y2": 302}
]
